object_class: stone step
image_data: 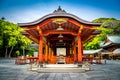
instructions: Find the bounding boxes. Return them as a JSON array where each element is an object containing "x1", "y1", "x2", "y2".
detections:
[
  {"x1": 43, "y1": 64, "x2": 80, "y2": 68},
  {"x1": 37, "y1": 68, "x2": 85, "y2": 73}
]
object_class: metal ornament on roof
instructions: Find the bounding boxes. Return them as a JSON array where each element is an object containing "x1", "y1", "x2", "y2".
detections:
[
  {"x1": 52, "y1": 18, "x2": 67, "y2": 25},
  {"x1": 58, "y1": 34, "x2": 63, "y2": 38},
  {"x1": 56, "y1": 26, "x2": 64, "y2": 30},
  {"x1": 52, "y1": 18, "x2": 67, "y2": 30},
  {"x1": 59, "y1": 40, "x2": 63, "y2": 42}
]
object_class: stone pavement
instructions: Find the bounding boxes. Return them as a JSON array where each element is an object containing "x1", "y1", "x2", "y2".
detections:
[{"x1": 0, "y1": 58, "x2": 120, "y2": 80}]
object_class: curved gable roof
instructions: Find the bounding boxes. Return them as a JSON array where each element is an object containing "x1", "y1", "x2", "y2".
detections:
[
  {"x1": 18, "y1": 6, "x2": 101, "y2": 27},
  {"x1": 107, "y1": 35, "x2": 120, "y2": 44}
]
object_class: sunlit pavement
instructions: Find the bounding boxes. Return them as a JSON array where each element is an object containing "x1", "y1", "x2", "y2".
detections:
[{"x1": 0, "y1": 58, "x2": 120, "y2": 80}]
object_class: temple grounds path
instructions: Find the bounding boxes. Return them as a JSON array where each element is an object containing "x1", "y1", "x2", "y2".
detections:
[{"x1": 0, "y1": 58, "x2": 120, "y2": 80}]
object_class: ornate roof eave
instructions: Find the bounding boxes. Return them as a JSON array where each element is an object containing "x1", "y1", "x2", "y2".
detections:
[
  {"x1": 18, "y1": 7, "x2": 101, "y2": 27},
  {"x1": 107, "y1": 35, "x2": 120, "y2": 44},
  {"x1": 83, "y1": 48, "x2": 102, "y2": 54}
]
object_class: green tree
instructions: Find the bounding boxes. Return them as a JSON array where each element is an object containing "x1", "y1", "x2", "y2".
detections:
[
  {"x1": 92, "y1": 18, "x2": 116, "y2": 23},
  {"x1": 84, "y1": 18, "x2": 119, "y2": 50},
  {"x1": 19, "y1": 35, "x2": 31, "y2": 56},
  {"x1": 26, "y1": 46, "x2": 38, "y2": 56},
  {"x1": 0, "y1": 20, "x2": 20, "y2": 57},
  {"x1": 0, "y1": 19, "x2": 32, "y2": 57},
  {"x1": 101, "y1": 20, "x2": 120, "y2": 34},
  {"x1": 0, "y1": 21, "x2": 3, "y2": 47}
]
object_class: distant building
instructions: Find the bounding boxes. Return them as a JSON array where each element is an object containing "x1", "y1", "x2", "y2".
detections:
[{"x1": 100, "y1": 35, "x2": 120, "y2": 59}]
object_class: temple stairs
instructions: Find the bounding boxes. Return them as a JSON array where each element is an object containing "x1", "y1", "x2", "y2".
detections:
[{"x1": 28, "y1": 63, "x2": 91, "y2": 72}]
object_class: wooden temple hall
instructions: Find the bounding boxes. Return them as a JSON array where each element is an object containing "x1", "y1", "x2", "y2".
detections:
[{"x1": 18, "y1": 7, "x2": 101, "y2": 64}]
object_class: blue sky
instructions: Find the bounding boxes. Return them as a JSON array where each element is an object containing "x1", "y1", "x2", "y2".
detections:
[{"x1": 0, "y1": 0, "x2": 120, "y2": 23}]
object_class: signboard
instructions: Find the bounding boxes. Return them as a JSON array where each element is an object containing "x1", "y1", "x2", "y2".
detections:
[{"x1": 56, "y1": 48, "x2": 66, "y2": 56}]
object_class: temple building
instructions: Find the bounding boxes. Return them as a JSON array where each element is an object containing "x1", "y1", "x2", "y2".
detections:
[
  {"x1": 101, "y1": 35, "x2": 120, "y2": 59},
  {"x1": 18, "y1": 7, "x2": 101, "y2": 64}
]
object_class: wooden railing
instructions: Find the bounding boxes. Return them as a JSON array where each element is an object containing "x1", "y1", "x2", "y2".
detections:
[{"x1": 15, "y1": 56, "x2": 38, "y2": 64}]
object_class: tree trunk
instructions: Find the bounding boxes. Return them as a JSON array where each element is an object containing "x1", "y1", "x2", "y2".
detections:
[
  {"x1": 5, "y1": 48, "x2": 8, "y2": 58},
  {"x1": 8, "y1": 46, "x2": 14, "y2": 58},
  {"x1": 23, "y1": 48, "x2": 25, "y2": 56}
]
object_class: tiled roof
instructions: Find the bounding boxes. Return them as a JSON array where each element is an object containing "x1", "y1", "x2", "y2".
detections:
[
  {"x1": 18, "y1": 6, "x2": 101, "y2": 27},
  {"x1": 113, "y1": 48, "x2": 120, "y2": 54},
  {"x1": 100, "y1": 35, "x2": 120, "y2": 47},
  {"x1": 83, "y1": 49, "x2": 102, "y2": 54},
  {"x1": 107, "y1": 35, "x2": 120, "y2": 44}
]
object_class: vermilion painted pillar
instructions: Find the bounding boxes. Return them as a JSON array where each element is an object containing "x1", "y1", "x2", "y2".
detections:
[
  {"x1": 81, "y1": 42, "x2": 83, "y2": 55},
  {"x1": 38, "y1": 37, "x2": 43, "y2": 63},
  {"x1": 77, "y1": 35, "x2": 83, "y2": 62},
  {"x1": 51, "y1": 48, "x2": 54, "y2": 58},
  {"x1": 74, "y1": 44, "x2": 77, "y2": 63},
  {"x1": 71, "y1": 48, "x2": 73, "y2": 55},
  {"x1": 67, "y1": 44, "x2": 70, "y2": 56},
  {"x1": 51, "y1": 47, "x2": 55, "y2": 64},
  {"x1": 45, "y1": 44, "x2": 48, "y2": 63},
  {"x1": 48, "y1": 47, "x2": 51, "y2": 61}
]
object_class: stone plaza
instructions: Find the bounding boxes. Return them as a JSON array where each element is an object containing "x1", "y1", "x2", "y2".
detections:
[{"x1": 0, "y1": 58, "x2": 120, "y2": 80}]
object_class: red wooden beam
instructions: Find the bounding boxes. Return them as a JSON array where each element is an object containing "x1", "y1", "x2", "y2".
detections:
[
  {"x1": 68, "y1": 19, "x2": 98, "y2": 29},
  {"x1": 43, "y1": 30, "x2": 77, "y2": 36},
  {"x1": 50, "y1": 37, "x2": 72, "y2": 40},
  {"x1": 23, "y1": 26, "x2": 37, "y2": 30},
  {"x1": 26, "y1": 30, "x2": 39, "y2": 40},
  {"x1": 38, "y1": 19, "x2": 52, "y2": 28},
  {"x1": 68, "y1": 19, "x2": 81, "y2": 27}
]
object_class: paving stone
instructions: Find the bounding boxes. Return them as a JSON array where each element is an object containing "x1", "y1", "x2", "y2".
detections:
[
  {"x1": 88, "y1": 77, "x2": 109, "y2": 80},
  {"x1": 48, "y1": 73, "x2": 56, "y2": 77},
  {"x1": 47, "y1": 77, "x2": 54, "y2": 80},
  {"x1": 0, "y1": 59, "x2": 120, "y2": 80}
]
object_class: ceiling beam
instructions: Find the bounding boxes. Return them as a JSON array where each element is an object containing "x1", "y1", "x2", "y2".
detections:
[
  {"x1": 43, "y1": 30, "x2": 77, "y2": 36},
  {"x1": 50, "y1": 37, "x2": 72, "y2": 40},
  {"x1": 38, "y1": 19, "x2": 52, "y2": 28}
]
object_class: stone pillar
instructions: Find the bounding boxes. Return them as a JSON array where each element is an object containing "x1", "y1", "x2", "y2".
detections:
[{"x1": 77, "y1": 35, "x2": 83, "y2": 63}]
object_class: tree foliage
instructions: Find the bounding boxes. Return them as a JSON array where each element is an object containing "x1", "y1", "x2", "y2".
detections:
[
  {"x1": 92, "y1": 18, "x2": 116, "y2": 23},
  {"x1": 0, "y1": 19, "x2": 20, "y2": 57},
  {"x1": 101, "y1": 20, "x2": 120, "y2": 34},
  {"x1": 0, "y1": 19, "x2": 32, "y2": 57},
  {"x1": 18, "y1": 35, "x2": 32, "y2": 56},
  {"x1": 84, "y1": 18, "x2": 120, "y2": 50}
]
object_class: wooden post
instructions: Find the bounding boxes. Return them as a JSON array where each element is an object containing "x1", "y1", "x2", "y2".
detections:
[
  {"x1": 74, "y1": 43, "x2": 77, "y2": 63},
  {"x1": 67, "y1": 44, "x2": 70, "y2": 56},
  {"x1": 51, "y1": 47, "x2": 55, "y2": 64},
  {"x1": 77, "y1": 35, "x2": 83, "y2": 63},
  {"x1": 51, "y1": 48, "x2": 54, "y2": 58},
  {"x1": 38, "y1": 37, "x2": 43, "y2": 64},
  {"x1": 37, "y1": 26, "x2": 43, "y2": 64},
  {"x1": 48, "y1": 47, "x2": 51, "y2": 61},
  {"x1": 45, "y1": 44, "x2": 48, "y2": 63}
]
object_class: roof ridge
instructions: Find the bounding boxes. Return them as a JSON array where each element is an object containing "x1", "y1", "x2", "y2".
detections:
[{"x1": 53, "y1": 6, "x2": 66, "y2": 13}]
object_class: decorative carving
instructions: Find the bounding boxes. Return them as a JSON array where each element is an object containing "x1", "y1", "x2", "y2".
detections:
[
  {"x1": 53, "y1": 6, "x2": 66, "y2": 13},
  {"x1": 52, "y1": 18, "x2": 67, "y2": 25}
]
